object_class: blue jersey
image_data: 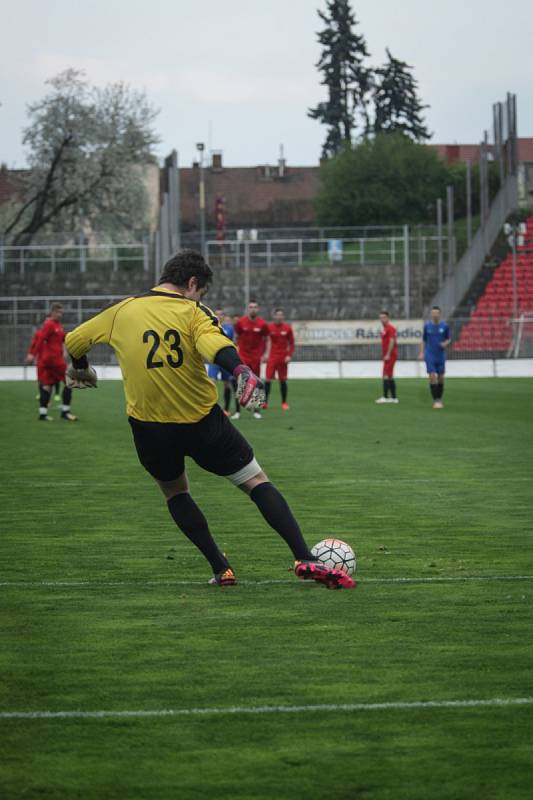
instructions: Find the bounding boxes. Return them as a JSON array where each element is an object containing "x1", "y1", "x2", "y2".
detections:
[
  {"x1": 207, "y1": 321, "x2": 234, "y2": 381},
  {"x1": 423, "y1": 321, "x2": 450, "y2": 360},
  {"x1": 221, "y1": 322, "x2": 234, "y2": 341}
]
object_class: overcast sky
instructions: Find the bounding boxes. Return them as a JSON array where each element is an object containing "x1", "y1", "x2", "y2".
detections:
[{"x1": 1, "y1": 0, "x2": 532, "y2": 168}]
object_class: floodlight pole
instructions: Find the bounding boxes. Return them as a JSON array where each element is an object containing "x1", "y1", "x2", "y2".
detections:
[
  {"x1": 196, "y1": 143, "x2": 206, "y2": 257},
  {"x1": 511, "y1": 235, "x2": 518, "y2": 320},
  {"x1": 436, "y1": 198, "x2": 443, "y2": 287},
  {"x1": 244, "y1": 239, "x2": 250, "y2": 308},
  {"x1": 466, "y1": 161, "x2": 472, "y2": 248}
]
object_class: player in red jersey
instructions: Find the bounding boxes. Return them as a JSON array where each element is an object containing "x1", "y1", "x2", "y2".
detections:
[
  {"x1": 26, "y1": 323, "x2": 62, "y2": 402},
  {"x1": 234, "y1": 300, "x2": 270, "y2": 419},
  {"x1": 264, "y1": 308, "x2": 295, "y2": 410},
  {"x1": 375, "y1": 310, "x2": 399, "y2": 404},
  {"x1": 25, "y1": 303, "x2": 78, "y2": 421}
]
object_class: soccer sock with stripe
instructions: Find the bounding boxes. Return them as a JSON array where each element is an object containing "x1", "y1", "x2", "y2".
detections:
[
  {"x1": 280, "y1": 381, "x2": 288, "y2": 403},
  {"x1": 62, "y1": 385, "x2": 72, "y2": 411},
  {"x1": 250, "y1": 482, "x2": 314, "y2": 561},
  {"x1": 39, "y1": 386, "x2": 51, "y2": 416},
  {"x1": 232, "y1": 379, "x2": 240, "y2": 413},
  {"x1": 167, "y1": 493, "x2": 229, "y2": 574}
]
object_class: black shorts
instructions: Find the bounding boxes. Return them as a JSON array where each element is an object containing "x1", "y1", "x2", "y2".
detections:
[{"x1": 128, "y1": 404, "x2": 255, "y2": 482}]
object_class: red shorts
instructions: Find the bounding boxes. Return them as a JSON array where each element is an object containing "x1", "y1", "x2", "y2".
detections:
[
  {"x1": 239, "y1": 353, "x2": 261, "y2": 376},
  {"x1": 382, "y1": 357, "x2": 396, "y2": 379},
  {"x1": 266, "y1": 357, "x2": 288, "y2": 381},
  {"x1": 38, "y1": 359, "x2": 66, "y2": 386}
]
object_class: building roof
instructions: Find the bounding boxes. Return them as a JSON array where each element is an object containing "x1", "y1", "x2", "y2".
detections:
[
  {"x1": 178, "y1": 164, "x2": 320, "y2": 230},
  {"x1": 429, "y1": 138, "x2": 533, "y2": 164}
]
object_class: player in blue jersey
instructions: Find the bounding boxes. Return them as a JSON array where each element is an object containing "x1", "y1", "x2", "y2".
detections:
[
  {"x1": 207, "y1": 309, "x2": 239, "y2": 416},
  {"x1": 418, "y1": 306, "x2": 451, "y2": 409}
]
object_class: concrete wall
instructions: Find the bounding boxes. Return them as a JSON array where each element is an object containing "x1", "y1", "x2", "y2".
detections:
[{"x1": 3, "y1": 360, "x2": 533, "y2": 381}]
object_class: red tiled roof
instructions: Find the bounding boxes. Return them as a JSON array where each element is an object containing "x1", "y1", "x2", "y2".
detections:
[
  {"x1": 0, "y1": 168, "x2": 28, "y2": 205},
  {"x1": 178, "y1": 165, "x2": 320, "y2": 229},
  {"x1": 429, "y1": 138, "x2": 533, "y2": 164}
]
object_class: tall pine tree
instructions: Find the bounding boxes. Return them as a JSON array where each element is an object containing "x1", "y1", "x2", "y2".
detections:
[
  {"x1": 372, "y1": 49, "x2": 430, "y2": 141},
  {"x1": 308, "y1": 1, "x2": 371, "y2": 158}
]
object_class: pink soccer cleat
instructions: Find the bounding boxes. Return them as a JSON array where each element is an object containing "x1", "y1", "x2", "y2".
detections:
[{"x1": 294, "y1": 560, "x2": 356, "y2": 590}]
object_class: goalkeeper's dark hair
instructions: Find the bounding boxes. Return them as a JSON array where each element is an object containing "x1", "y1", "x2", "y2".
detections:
[
  {"x1": 159, "y1": 249, "x2": 213, "y2": 289},
  {"x1": 380, "y1": 309, "x2": 389, "y2": 316},
  {"x1": 432, "y1": 305, "x2": 441, "y2": 311}
]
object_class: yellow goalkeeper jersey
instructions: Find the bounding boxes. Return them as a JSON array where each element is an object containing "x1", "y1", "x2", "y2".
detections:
[{"x1": 65, "y1": 288, "x2": 236, "y2": 423}]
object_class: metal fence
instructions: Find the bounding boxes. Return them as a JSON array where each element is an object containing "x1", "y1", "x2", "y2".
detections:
[
  {"x1": 206, "y1": 233, "x2": 450, "y2": 269},
  {"x1": 0, "y1": 304, "x2": 526, "y2": 368},
  {"x1": 0, "y1": 244, "x2": 149, "y2": 275},
  {"x1": 431, "y1": 174, "x2": 519, "y2": 317}
]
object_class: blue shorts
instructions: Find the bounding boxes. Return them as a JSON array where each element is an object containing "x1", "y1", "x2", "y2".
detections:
[
  {"x1": 425, "y1": 357, "x2": 445, "y2": 375},
  {"x1": 207, "y1": 363, "x2": 232, "y2": 381}
]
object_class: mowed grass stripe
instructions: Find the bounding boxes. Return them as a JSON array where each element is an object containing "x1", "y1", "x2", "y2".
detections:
[
  {"x1": 2, "y1": 696, "x2": 533, "y2": 720},
  {"x1": 1, "y1": 574, "x2": 533, "y2": 588}
]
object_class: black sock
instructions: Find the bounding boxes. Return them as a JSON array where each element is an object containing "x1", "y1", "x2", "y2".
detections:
[
  {"x1": 167, "y1": 493, "x2": 229, "y2": 574},
  {"x1": 62, "y1": 385, "x2": 72, "y2": 407},
  {"x1": 39, "y1": 386, "x2": 51, "y2": 413},
  {"x1": 250, "y1": 482, "x2": 313, "y2": 561},
  {"x1": 430, "y1": 383, "x2": 438, "y2": 400},
  {"x1": 232, "y1": 379, "x2": 240, "y2": 412},
  {"x1": 223, "y1": 386, "x2": 231, "y2": 411},
  {"x1": 265, "y1": 381, "x2": 271, "y2": 402},
  {"x1": 437, "y1": 383, "x2": 444, "y2": 399},
  {"x1": 383, "y1": 379, "x2": 389, "y2": 398},
  {"x1": 280, "y1": 381, "x2": 288, "y2": 403},
  {"x1": 389, "y1": 379, "x2": 397, "y2": 399}
]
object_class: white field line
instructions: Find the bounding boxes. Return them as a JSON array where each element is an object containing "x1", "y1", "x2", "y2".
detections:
[
  {"x1": 3, "y1": 476, "x2": 532, "y2": 488},
  {"x1": 1, "y1": 575, "x2": 533, "y2": 589},
  {"x1": 1, "y1": 697, "x2": 532, "y2": 721}
]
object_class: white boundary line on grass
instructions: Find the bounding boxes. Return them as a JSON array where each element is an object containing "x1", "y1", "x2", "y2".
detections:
[
  {"x1": 1, "y1": 575, "x2": 533, "y2": 588},
  {"x1": 1, "y1": 697, "x2": 532, "y2": 720},
  {"x1": 4, "y1": 476, "x2": 532, "y2": 488}
]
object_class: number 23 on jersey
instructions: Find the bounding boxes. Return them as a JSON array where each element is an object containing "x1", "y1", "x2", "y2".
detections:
[{"x1": 143, "y1": 329, "x2": 184, "y2": 369}]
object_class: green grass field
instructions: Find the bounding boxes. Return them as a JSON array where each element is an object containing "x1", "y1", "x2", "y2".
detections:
[{"x1": 1, "y1": 378, "x2": 532, "y2": 799}]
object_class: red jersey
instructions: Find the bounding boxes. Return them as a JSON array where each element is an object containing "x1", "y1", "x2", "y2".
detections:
[
  {"x1": 28, "y1": 328, "x2": 43, "y2": 358},
  {"x1": 36, "y1": 318, "x2": 66, "y2": 363},
  {"x1": 235, "y1": 316, "x2": 269, "y2": 357},
  {"x1": 381, "y1": 322, "x2": 398, "y2": 360},
  {"x1": 268, "y1": 322, "x2": 295, "y2": 357}
]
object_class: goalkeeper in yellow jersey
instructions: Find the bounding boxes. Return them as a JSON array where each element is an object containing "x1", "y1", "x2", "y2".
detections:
[{"x1": 65, "y1": 250, "x2": 354, "y2": 589}]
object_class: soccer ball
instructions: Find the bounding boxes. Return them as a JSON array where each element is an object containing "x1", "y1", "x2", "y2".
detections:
[{"x1": 311, "y1": 538, "x2": 356, "y2": 576}]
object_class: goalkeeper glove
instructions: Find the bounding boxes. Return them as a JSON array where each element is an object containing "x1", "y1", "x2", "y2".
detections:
[
  {"x1": 66, "y1": 364, "x2": 98, "y2": 389},
  {"x1": 233, "y1": 365, "x2": 265, "y2": 412}
]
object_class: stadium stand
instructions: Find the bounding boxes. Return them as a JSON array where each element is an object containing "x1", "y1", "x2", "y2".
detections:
[
  {"x1": 453, "y1": 216, "x2": 533, "y2": 353},
  {"x1": 0, "y1": 261, "x2": 439, "y2": 321}
]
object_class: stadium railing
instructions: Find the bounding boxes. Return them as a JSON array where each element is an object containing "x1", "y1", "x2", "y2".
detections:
[
  {"x1": 206, "y1": 234, "x2": 450, "y2": 269},
  {"x1": 0, "y1": 301, "x2": 525, "y2": 367},
  {"x1": 508, "y1": 313, "x2": 533, "y2": 357},
  {"x1": 0, "y1": 244, "x2": 149, "y2": 275}
]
